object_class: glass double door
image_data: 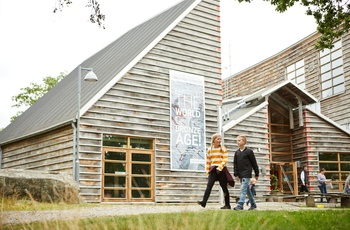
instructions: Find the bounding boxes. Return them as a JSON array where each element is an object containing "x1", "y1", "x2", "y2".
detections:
[{"x1": 102, "y1": 147, "x2": 154, "y2": 202}]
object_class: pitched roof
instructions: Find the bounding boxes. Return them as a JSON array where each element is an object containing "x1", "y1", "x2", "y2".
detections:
[
  {"x1": 222, "y1": 80, "x2": 318, "y2": 131},
  {"x1": 0, "y1": 0, "x2": 199, "y2": 145}
]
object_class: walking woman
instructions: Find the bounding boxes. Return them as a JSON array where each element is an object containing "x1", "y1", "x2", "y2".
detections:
[
  {"x1": 197, "y1": 133, "x2": 232, "y2": 209},
  {"x1": 317, "y1": 168, "x2": 329, "y2": 203}
]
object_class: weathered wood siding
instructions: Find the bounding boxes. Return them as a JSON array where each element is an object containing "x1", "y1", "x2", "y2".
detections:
[
  {"x1": 223, "y1": 32, "x2": 350, "y2": 128},
  {"x1": 223, "y1": 105, "x2": 270, "y2": 197},
  {"x1": 78, "y1": 0, "x2": 222, "y2": 202},
  {"x1": 292, "y1": 109, "x2": 350, "y2": 192},
  {"x1": 1, "y1": 126, "x2": 73, "y2": 173}
]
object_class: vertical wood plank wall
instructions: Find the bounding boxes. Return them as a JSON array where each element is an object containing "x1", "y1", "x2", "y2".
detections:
[{"x1": 223, "y1": 32, "x2": 350, "y2": 129}]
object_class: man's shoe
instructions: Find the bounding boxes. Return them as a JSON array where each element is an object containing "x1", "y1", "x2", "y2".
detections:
[
  {"x1": 248, "y1": 204, "x2": 257, "y2": 210},
  {"x1": 220, "y1": 205, "x2": 231, "y2": 210},
  {"x1": 197, "y1": 201, "x2": 205, "y2": 208},
  {"x1": 233, "y1": 205, "x2": 243, "y2": 211}
]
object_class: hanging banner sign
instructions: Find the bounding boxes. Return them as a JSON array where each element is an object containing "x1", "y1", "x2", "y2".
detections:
[{"x1": 170, "y1": 70, "x2": 206, "y2": 171}]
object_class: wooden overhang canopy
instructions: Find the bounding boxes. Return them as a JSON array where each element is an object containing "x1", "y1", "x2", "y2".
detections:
[{"x1": 226, "y1": 80, "x2": 318, "y2": 129}]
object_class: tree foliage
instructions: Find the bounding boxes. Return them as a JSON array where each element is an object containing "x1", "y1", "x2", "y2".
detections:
[
  {"x1": 10, "y1": 72, "x2": 66, "y2": 122},
  {"x1": 54, "y1": 0, "x2": 105, "y2": 29},
  {"x1": 238, "y1": 0, "x2": 350, "y2": 50},
  {"x1": 53, "y1": 0, "x2": 349, "y2": 49}
]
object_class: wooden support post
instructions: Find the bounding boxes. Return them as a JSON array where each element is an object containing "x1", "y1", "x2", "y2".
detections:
[{"x1": 341, "y1": 196, "x2": 350, "y2": 208}]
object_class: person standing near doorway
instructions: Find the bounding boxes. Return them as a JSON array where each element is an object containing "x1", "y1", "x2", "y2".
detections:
[
  {"x1": 317, "y1": 168, "x2": 329, "y2": 203},
  {"x1": 299, "y1": 165, "x2": 309, "y2": 194},
  {"x1": 233, "y1": 135, "x2": 259, "y2": 211},
  {"x1": 197, "y1": 133, "x2": 232, "y2": 209}
]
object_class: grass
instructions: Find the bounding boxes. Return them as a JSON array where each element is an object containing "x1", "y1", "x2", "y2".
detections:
[{"x1": 2, "y1": 204, "x2": 350, "y2": 230}]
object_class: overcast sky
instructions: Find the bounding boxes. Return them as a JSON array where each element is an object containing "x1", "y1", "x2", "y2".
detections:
[{"x1": 0, "y1": 0, "x2": 316, "y2": 129}]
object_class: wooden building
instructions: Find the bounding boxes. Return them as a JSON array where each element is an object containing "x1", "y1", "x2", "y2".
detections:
[
  {"x1": 0, "y1": 0, "x2": 227, "y2": 203},
  {"x1": 222, "y1": 32, "x2": 350, "y2": 194}
]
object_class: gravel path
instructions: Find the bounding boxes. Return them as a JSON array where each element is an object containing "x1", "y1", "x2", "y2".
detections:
[{"x1": 1, "y1": 202, "x2": 337, "y2": 225}]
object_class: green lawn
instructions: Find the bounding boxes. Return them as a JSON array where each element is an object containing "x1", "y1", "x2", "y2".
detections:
[{"x1": 3, "y1": 209, "x2": 349, "y2": 230}]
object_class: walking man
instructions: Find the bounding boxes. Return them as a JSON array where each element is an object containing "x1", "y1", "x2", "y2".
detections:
[
  {"x1": 233, "y1": 135, "x2": 259, "y2": 210},
  {"x1": 299, "y1": 165, "x2": 309, "y2": 193}
]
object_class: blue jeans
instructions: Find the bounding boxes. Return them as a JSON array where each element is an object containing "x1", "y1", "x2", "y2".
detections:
[
  {"x1": 318, "y1": 184, "x2": 328, "y2": 202},
  {"x1": 238, "y1": 178, "x2": 255, "y2": 206}
]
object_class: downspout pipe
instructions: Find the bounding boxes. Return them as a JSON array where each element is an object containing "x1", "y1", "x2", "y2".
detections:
[
  {"x1": 0, "y1": 146, "x2": 2, "y2": 169},
  {"x1": 71, "y1": 122, "x2": 78, "y2": 182}
]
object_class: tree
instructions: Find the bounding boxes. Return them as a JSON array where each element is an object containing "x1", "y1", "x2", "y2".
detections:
[
  {"x1": 238, "y1": 0, "x2": 350, "y2": 50},
  {"x1": 10, "y1": 72, "x2": 66, "y2": 122},
  {"x1": 54, "y1": 0, "x2": 105, "y2": 29},
  {"x1": 54, "y1": 0, "x2": 349, "y2": 49}
]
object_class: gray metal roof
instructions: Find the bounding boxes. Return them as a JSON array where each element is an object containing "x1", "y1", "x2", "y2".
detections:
[{"x1": 0, "y1": 0, "x2": 198, "y2": 145}]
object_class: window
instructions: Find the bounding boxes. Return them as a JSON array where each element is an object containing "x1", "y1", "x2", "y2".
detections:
[
  {"x1": 319, "y1": 152, "x2": 350, "y2": 191},
  {"x1": 286, "y1": 59, "x2": 305, "y2": 89},
  {"x1": 319, "y1": 40, "x2": 345, "y2": 98}
]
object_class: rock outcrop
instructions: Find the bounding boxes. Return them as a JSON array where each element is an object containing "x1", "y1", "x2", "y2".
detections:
[{"x1": 0, "y1": 169, "x2": 82, "y2": 204}]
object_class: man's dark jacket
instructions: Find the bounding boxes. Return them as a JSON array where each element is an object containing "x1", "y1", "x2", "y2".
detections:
[{"x1": 234, "y1": 147, "x2": 259, "y2": 178}]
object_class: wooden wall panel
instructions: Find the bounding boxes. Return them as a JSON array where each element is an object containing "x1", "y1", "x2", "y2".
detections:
[
  {"x1": 223, "y1": 32, "x2": 350, "y2": 128},
  {"x1": 223, "y1": 106, "x2": 270, "y2": 197},
  {"x1": 77, "y1": 0, "x2": 222, "y2": 202},
  {"x1": 1, "y1": 126, "x2": 73, "y2": 172}
]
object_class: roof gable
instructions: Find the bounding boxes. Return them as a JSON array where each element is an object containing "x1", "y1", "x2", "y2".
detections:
[{"x1": 0, "y1": 0, "x2": 199, "y2": 145}]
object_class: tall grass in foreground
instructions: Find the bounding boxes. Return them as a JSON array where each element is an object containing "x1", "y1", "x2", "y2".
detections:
[{"x1": 3, "y1": 209, "x2": 350, "y2": 230}]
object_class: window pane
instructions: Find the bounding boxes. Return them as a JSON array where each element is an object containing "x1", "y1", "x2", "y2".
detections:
[
  {"x1": 332, "y1": 58, "x2": 343, "y2": 68},
  {"x1": 132, "y1": 153, "x2": 151, "y2": 162},
  {"x1": 331, "y1": 49, "x2": 342, "y2": 60},
  {"x1": 295, "y1": 60, "x2": 304, "y2": 69},
  {"x1": 296, "y1": 75, "x2": 305, "y2": 84},
  {"x1": 130, "y1": 138, "x2": 152, "y2": 149},
  {"x1": 332, "y1": 40, "x2": 341, "y2": 50},
  {"x1": 341, "y1": 163, "x2": 350, "y2": 171},
  {"x1": 319, "y1": 163, "x2": 338, "y2": 170},
  {"x1": 132, "y1": 164, "x2": 151, "y2": 175},
  {"x1": 321, "y1": 72, "x2": 331, "y2": 82},
  {"x1": 104, "y1": 189, "x2": 126, "y2": 198},
  {"x1": 287, "y1": 65, "x2": 295, "y2": 73},
  {"x1": 105, "y1": 162, "x2": 126, "y2": 174},
  {"x1": 299, "y1": 82, "x2": 306, "y2": 90},
  {"x1": 103, "y1": 135, "x2": 127, "y2": 147},
  {"x1": 322, "y1": 79, "x2": 332, "y2": 89},
  {"x1": 296, "y1": 68, "x2": 304, "y2": 76},
  {"x1": 105, "y1": 151, "x2": 126, "y2": 161},
  {"x1": 340, "y1": 154, "x2": 350, "y2": 161},
  {"x1": 322, "y1": 88, "x2": 332, "y2": 98},
  {"x1": 320, "y1": 55, "x2": 330, "y2": 65},
  {"x1": 326, "y1": 173, "x2": 339, "y2": 181},
  {"x1": 332, "y1": 66, "x2": 343, "y2": 77},
  {"x1": 319, "y1": 153, "x2": 338, "y2": 161},
  {"x1": 104, "y1": 176, "x2": 126, "y2": 188},
  {"x1": 320, "y1": 49, "x2": 330, "y2": 57},
  {"x1": 320, "y1": 63, "x2": 330, "y2": 73},
  {"x1": 334, "y1": 84, "x2": 345, "y2": 94},
  {"x1": 132, "y1": 177, "x2": 151, "y2": 188},
  {"x1": 287, "y1": 72, "x2": 295, "y2": 80},
  {"x1": 132, "y1": 189, "x2": 151, "y2": 198},
  {"x1": 333, "y1": 75, "x2": 344, "y2": 85}
]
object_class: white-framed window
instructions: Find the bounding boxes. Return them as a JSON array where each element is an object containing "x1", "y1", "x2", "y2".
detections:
[
  {"x1": 286, "y1": 59, "x2": 305, "y2": 89},
  {"x1": 319, "y1": 40, "x2": 345, "y2": 98}
]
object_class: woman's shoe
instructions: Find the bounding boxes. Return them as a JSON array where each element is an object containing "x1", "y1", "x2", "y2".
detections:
[{"x1": 197, "y1": 201, "x2": 205, "y2": 208}]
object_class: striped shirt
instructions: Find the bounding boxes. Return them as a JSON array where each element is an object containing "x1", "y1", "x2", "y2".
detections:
[{"x1": 206, "y1": 146, "x2": 228, "y2": 176}]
